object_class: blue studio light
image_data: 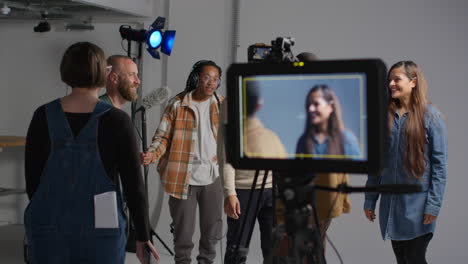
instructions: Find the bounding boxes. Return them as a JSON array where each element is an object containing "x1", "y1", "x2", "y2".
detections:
[
  {"x1": 120, "y1": 17, "x2": 175, "y2": 59},
  {"x1": 161, "y1": 30, "x2": 176, "y2": 55},
  {"x1": 146, "y1": 30, "x2": 176, "y2": 59},
  {"x1": 147, "y1": 29, "x2": 163, "y2": 49}
]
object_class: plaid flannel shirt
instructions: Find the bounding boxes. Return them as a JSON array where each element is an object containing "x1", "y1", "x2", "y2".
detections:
[{"x1": 148, "y1": 91, "x2": 224, "y2": 199}]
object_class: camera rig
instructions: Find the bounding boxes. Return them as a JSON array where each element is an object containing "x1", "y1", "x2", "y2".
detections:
[{"x1": 248, "y1": 37, "x2": 297, "y2": 63}]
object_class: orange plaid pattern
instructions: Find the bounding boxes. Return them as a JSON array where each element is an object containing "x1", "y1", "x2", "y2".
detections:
[{"x1": 148, "y1": 92, "x2": 224, "y2": 199}]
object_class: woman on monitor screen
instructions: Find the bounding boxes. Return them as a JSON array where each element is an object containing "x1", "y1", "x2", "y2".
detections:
[
  {"x1": 364, "y1": 61, "x2": 447, "y2": 264},
  {"x1": 296, "y1": 84, "x2": 361, "y2": 158},
  {"x1": 295, "y1": 84, "x2": 361, "y2": 254}
]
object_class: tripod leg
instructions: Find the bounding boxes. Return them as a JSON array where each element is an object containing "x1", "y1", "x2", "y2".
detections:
[
  {"x1": 151, "y1": 229, "x2": 174, "y2": 256},
  {"x1": 311, "y1": 202, "x2": 326, "y2": 264},
  {"x1": 231, "y1": 170, "x2": 261, "y2": 259}
]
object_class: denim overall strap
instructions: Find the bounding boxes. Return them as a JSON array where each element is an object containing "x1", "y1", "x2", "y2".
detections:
[{"x1": 24, "y1": 99, "x2": 127, "y2": 264}]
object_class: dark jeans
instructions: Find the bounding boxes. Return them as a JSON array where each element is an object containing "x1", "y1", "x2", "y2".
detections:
[
  {"x1": 391, "y1": 232, "x2": 433, "y2": 264},
  {"x1": 225, "y1": 188, "x2": 274, "y2": 264}
]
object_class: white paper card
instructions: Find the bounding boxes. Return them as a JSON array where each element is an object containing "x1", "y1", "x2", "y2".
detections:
[{"x1": 94, "y1": 191, "x2": 118, "y2": 228}]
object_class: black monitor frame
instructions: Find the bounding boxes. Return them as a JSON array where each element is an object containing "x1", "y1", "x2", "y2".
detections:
[{"x1": 225, "y1": 59, "x2": 388, "y2": 174}]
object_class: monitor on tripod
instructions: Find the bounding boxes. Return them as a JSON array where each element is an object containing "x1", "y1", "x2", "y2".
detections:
[{"x1": 225, "y1": 59, "x2": 388, "y2": 174}]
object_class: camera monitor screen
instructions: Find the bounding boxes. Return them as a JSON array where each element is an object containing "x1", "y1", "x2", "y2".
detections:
[{"x1": 225, "y1": 59, "x2": 388, "y2": 174}]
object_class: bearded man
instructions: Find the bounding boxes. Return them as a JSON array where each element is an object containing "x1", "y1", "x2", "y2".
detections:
[{"x1": 100, "y1": 55, "x2": 140, "y2": 109}]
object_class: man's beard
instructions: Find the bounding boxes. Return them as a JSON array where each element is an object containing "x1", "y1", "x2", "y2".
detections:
[{"x1": 117, "y1": 81, "x2": 138, "y2": 102}]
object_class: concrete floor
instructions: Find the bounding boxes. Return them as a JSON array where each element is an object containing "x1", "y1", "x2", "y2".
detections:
[
  {"x1": 0, "y1": 224, "x2": 171, "y2": 264},
  {"x1": 0, "y1": 224, "x2": 254, "y2": 264},
  {"x1": 0, "y1": 224, "x2": 26, "y2": 264}
]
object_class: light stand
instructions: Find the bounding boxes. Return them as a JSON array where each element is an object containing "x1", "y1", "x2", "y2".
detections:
[
  {"x1": 123, "y1": 37, "x2": 138, "y2": 254},
  {"x1": 118, "y1": 17, "x2": 176, "y2": 260},
  {"x1": 122, "y1": 36, "x2": 174, "y2": 258},
  {"x1": 136, "y1": 106, "x2": 174, "y2": 258}
]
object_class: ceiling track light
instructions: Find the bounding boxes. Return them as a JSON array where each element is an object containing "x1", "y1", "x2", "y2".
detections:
[{"x1": 1, "y1": 3, "x2": 11, "y2": 15}]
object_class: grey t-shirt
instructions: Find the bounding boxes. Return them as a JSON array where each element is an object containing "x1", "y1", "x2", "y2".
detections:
[{"x1": 189, "y1": 98, "x2": 219, "y2": 185}]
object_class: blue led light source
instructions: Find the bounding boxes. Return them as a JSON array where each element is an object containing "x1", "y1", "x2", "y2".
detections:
[{"x1": 148, "y1": 30, "x2": 163, "y2": 49}]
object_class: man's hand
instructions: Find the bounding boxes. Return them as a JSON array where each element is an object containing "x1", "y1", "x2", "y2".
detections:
[
  {"x1": 140, "y1": 151, "x2": 153, "y2": 165},
  {"x1": 224, "y1": 195, "x2": 241, "y2": 219},
  {"x1": 364, "y1": 209, "x2": 376, "y2": 222},
  {"x1": 423, "y1": 214, "x2": 437, "y2": 225}
]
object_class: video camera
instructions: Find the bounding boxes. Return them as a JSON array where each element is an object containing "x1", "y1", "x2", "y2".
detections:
[{"x1": 248, "y1": 37, "x2": 297, "y2": 63}]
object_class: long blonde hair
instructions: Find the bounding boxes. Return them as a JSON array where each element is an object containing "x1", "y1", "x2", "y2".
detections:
[{"x1": 388, "y1": 61, "x2": 429, "y2": 179}]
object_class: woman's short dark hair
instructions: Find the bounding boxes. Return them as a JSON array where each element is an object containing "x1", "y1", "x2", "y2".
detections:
[{"x1": 60, "y1": 42, "x2": 107, "y2": 88}]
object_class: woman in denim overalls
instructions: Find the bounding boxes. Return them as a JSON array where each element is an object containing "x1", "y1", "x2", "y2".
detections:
[{"x1": 24, "y1": 42, "x2": 159, "y2": 264}]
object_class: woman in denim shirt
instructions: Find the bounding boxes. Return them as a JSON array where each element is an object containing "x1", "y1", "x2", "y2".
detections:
[{"x1": 364, "y1": 61, "x2": 447, "y2": 264}]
